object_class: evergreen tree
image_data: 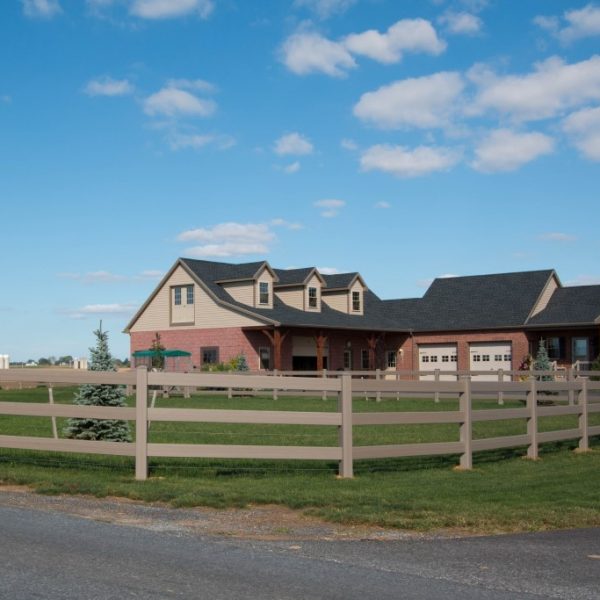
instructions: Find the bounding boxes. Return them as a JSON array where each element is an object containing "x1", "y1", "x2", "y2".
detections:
[
  {"x1": 150, "y1": 332, "x2": 165, "y2": 370},
  {"x1": 63, "y1": 325, "x2": 131, "y2": 442},
  {"x1": 533, "y1": 339, "x2": 553, "y2": 383},
  {"x1": 235, "y1": 352, "x2": 249, "y2": 372}
]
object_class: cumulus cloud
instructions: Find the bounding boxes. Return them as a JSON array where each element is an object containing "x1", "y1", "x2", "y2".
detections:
[
  {"x1": 22, "y1": 0, "x2": 62, "y2": 18},
  {"x1": 360, "y1": 144, "x2": 461, "y2": 178},
  {"x1": 538, "y1": 232, "x2": 577, "y2": 242},
  {"x1": 344, "y1": 18, "x2": 446, "y2": 64},
  {"x1": 438, "y1": 11, "x2": 482, "y2": 35},
  {"x1": 83, "y1": 77, "x2": 134, "y2": 97},
  {"x1": 562, "y1": 106, "x2": 600, "y2": 161},
  {"x1": 469, "y1": 55, "x2": 600, "y2": 121},
  {"x1": 471, "y1": 129, "x2": 554, "y2": 173},
  {"x1": 144, "y1": 85, "x2": 216, "y2": 118},
  {"x1": 314, "y1": 199, "x2": 345, "y2": 217},
  {"x1": 65, "y1": 303, "x2": 139, "y2": 319},
  {"x1": 353, "y1": 72, "x2": 464, "y2": 129},
  {"x1": 130, "y1": 0, "x2": 214, "y2": 20},
  {"x1": 294, "y1": 0, "x2": 356, "y2": 19},
  {"x1": 274, "y1": 132, "x2": 314, "y2": 155},
  {"x1": 534, "y1": 4, "x2": 600, "y2": 44},
  {"x1": 280, "y1": 32, "x2": 356, "y2": 77},
  {"x1": 166, "y1": 130, "x2": 235, "y2": 151},
  {"x1": 283, "y1": 161, "x2": 301, "y2": 174}
]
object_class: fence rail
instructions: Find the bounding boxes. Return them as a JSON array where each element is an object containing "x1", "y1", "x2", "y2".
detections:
[{"x1": 0, "y1": 368, "x2": 598, "y2": 480}]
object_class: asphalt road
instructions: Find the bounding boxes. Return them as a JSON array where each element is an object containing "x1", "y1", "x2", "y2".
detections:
[{"x1": 1, "y1": 505, "x2": 599, "y2": 599}]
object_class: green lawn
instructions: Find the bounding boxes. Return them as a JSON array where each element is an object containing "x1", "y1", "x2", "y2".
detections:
[{"x1": 0, "y1": 385, "x2": 599, "y2": 533}]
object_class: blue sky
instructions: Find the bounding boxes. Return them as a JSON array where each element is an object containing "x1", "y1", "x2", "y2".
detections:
[{"x1": 1, "y1": 0, "x2": 599, "y2": 361}]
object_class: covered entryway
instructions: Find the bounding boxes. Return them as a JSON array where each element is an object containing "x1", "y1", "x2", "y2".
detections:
[
  {"x1": 418, "y1": 344, "x2": 457, "y2": 380},
  {"x1": 292, "y1": 336, "x2": 329, "y2": 371},
  {"x1": 469, "y1": 342, "x2": 512, "y2": 380}
]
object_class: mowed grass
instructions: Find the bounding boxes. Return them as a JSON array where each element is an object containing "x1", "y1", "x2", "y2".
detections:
[{"x1": 0, "y1": 385, "x2": 599, "y2": 533}]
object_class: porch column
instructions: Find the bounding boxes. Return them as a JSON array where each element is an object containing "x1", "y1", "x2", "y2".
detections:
[
  {"x1": 366, "y1": 333, "x2": 379, "y2": 370},
  {"x1": 262, "y1": 328, "x2": 289, "y2": 371},
  {"x1": 314, "y1": 331, "x2": 328, "y2": 372}
]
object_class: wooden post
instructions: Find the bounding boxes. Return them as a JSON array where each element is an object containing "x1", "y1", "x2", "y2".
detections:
[
  {"x1": 434, "y1": 369, "x2": 440, "y2": 403},
  {"x1": 273, "y1": 368, "x2": 278, "y2": 401},
  {"x1": 578, "y1": 378, "x2": 589, "y2": 452},
  {"x1": 135, "y1": 367, "x2": 148, "y2": 481},
  {"x1": 497, "y1": 369, "x2": 504, "y2": 405},
  {"x1": 375, "y1": 368, "x2": 381, "y2": 402},
  {"x1": 48, "y1": 385, "x2": 58, "y2": 440},
  {"x1": 322, "y1": 368, "x2": 327, "y2": 401},
  {"x1": 526, "y1": 378, "x2": 538, "y2": 460},
  {"x1": 459, "y1": 377, "x2": 472, "y2": 469},
  {"x1": 567, "y1": 368, "x2": 575, "y2": 406},
  {"x1": 228, "y1": 386, "x2": 232, "y2": 400},
  {"x1": 338, "y1": 374, "x2": 353, "y2": 478}
]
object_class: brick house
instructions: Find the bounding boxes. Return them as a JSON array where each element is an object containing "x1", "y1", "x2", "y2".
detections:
[{"x1": 125, "y1": 259, "x2": 600, "y2": 378}]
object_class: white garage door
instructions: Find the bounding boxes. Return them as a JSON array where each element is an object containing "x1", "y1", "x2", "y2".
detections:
[
  {"x1": 418, "y1": 344, "x2": 457, "y2": 381},
  {"x1": 469, "y1": 342, "x2": 512, "y2": 381}
]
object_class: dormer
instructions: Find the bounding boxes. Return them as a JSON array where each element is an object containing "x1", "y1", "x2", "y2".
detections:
[
  {"x1": 274, "y1": 268, "x2": 326, "y2": 312},
  {"x1": 321, "y1": 273, "x2": 367, "y2": 315},
  {"x1": 217, "y1": 261, "x2": 278, "y2": 309}
]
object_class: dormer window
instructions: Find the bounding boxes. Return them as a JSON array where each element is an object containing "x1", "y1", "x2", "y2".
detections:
[
  {"x1": 174, "y1": 287, "x2": 182, "y2": 306},
  {"x1": 259, "y1": 282, "x2": 270, "y2": 305},
  {"x1": 352, "y1": 291, "x2": 361, "y2": 312},
  {"x1": 186, "y1": 285, "x2": 194, "y2": 305},
  {"x1": 308, "y1": 286, "x2": 318, "y2": 308}
]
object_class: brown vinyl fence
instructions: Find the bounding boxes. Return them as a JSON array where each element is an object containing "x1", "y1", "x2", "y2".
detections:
[{"x1": 0, "y1": 367, "x2": 599, "y2": 480}]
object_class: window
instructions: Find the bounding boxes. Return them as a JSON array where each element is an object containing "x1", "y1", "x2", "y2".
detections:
[
  {"x1": 352, "y1": 291, "x2": 361, "y2": 312},
  {"x1": 422, "y1": 356, "x2": 430, "y2": 363},
  {"x1": 308, "y1": 286, "x2": 318, "y2": 308},
  {"x1": 547, "y1": 337, "x2": 564, "y2": 360},
  {"x1": 451, "y1": 355, "x2": 457, "y2": 362},
  {"x1": 259, "y1": 347, "x2": 271, "y2": 370},
  {"x1": 174, "y1": 287, "x2": 182, "y2": 306},
  {"x1": 573, "y1": 337, "x2": 589, "y2": 361},
  {"x1": 430, "y1": 355, "x2": 438, "y2": 363},
  {"x1": 343, "y1": 349, "x2": 352, "y2": 370},
  {"x1": 473, "y1": 355, "x2": 481, "y2": 362},
  {"x1": 386, "y1": 351, "x2": 397, "y2": 369},
  {"x1": 259, "y1": 282, "x2": 269, "y2": 305},
  {"x1": 186, "y1": 285, "x2": 194, "y2": 305},
  {"x1": 482, "y1": 355, "x2": 490, "y2": 362},
  {"x1": 504, "y1": 354, "x2": 512, "y2": 362},
  {"x1": 494, "y1": 354, "x2": 502, "y2": 361},
  {"x1": 442, "y1": 355, "x2": 449, "y2": 362},
  {"x1": 201, "y1": 347, "x2": 219, "y2": 366},
  {"x1": 361, "y1": 349, "x2": 370, "y2": 369}
]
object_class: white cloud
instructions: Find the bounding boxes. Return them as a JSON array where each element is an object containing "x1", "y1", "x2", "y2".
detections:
[
  {"x1": 270, "y1": 218, "x2": 303, "y2": 230},
  {"x1": 177, "y1": 222, "x2": 292, "y2": 257},
  {"x1": 144, "y1": 86, "x2": 216, "y2": 118},
  {"x1": 562, "y1": 106, "x2": 600, "y2": 161},
  {"x1": 344, "y1": 18, "x2": 446, "y2": 64},
  {"x1": 136, "y1": 270, "x2": 165, "y2": 280},
  {"x1": 360, "y1": 144, "x2": 461, "y2": 178},
  {"x1": 58, "y1": 270, "x2": 164, "y2": 283},
  {"x1": 281, "y1": 32, "x2": 356, "y2": 77},
  {"x1": 471, "y1": 129, "x2": 554, "y2": 173},
  {"x1": 469, "y1": 55, "x2": 600, "y2": 121},
  {"x1": 438, "y1": 11, "x2": 482, "y2": 35},
  {"x1": 83, "y1": 77, "x2": 134, "y2": 97},
  {"x1": 375, "y1": 201, "x2": 391, "y2": 209},
  {"x1": 535, "y1": 4, "x2": 600, "y2": 44},
  {"x1": 274, "y1": 132, "x2": 314, "y2": 155},
  {"x1": 353, "y1": 72, "x2": 464, "y2": 129},
  {"x1": 22, "y1": 0, "x2": 62, "y2": 18},
  {"x1": 283, "y1": 161, "x2": 301, "y2": 174},
  {"x1": 538, "y1": 232, "x2": 577, "y2": 242},
  {"x1": 167, "y1": 132, "x2": 215, "y2": 150},
  {"x1": 314, "y1": 198, "x2": 345, "y2": 217},
  {"x1": 565, "y1": 274, "x2": 600, "y2": 286},
  {"x1": 66, "y1": 303, "x2": 139, "y2": 320},
  {"x1": 294, "y1": 0, "x2": 356, "y2": 19},
  {"x1": 166, "y1": 78, "x2": 216, "y2": 93},
  {"x1": 340, "y1": 138, "x2": 358, "y2": 150},
  {"x1": 317, "y1": 266, "x2": 340, "y2": 275},
  {"x1": 130, "y1": 0, "x2": 213, "y2": 20}
]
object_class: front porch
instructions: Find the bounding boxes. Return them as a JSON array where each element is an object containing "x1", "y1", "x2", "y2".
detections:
[{"x1": 528, "y1": 328, "x2": 600, "y2": 369}]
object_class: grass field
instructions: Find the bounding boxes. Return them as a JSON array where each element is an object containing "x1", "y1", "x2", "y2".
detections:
[{"x1": 0, "y1": 385, "x2": 599, "y2": 533}]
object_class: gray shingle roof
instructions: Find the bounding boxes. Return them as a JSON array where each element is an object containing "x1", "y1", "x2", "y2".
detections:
[
  {"x1": 526, "y1": 286, "x2": 600, "y2": 326},
  {"x1": 321, "y1": 273, "x2": 359, "y2": 290},
  {"x1": 273, "y1": 268, "x2": 315, "y2": 287}
]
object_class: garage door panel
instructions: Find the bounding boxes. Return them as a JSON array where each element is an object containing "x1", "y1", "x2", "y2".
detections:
[
  {"x1": 418, "y1": 344, "x2": 457, "y2": 381},
  {"x1": 470, "y1": 342, "x2": 512, "y2": 380}
]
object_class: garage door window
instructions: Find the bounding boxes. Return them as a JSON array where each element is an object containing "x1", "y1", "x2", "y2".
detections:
[
  {"x1": 473, "y1": 355, "x2": 481, "y2": 362},
  {"x1": 422, "y1": 356, "x2": 429, "y2": 363}
]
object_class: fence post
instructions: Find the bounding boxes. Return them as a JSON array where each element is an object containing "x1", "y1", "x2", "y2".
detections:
[
  {"x1": 458, "y1": 377, "x2": 472, "y2": 470},
  {"x1": 273, "y1": 369, "x2": 278, "y2": 401},
  {"x1": 135, "y1": 366, "x2": 148, "y2": 481},
  {"x1": 526, "y1": 378, "x2": 538, "y2": 460},
  {"x1": 375, "y1": 368, "x2": 381, "y2": 402},
  {"x1": 434, "y1": 369, "x2": 440, "y2": 403},
  {"x1": 497, "y1": 369, "x2": 504, "y2": 405},
  {"x1": 338, "y1": 374, "x2": 353, "y2": 478},
  {"x1": 578, "y1": 378, "x2": 589, "y2": 452},
  {"x1": 48, "y1": 384, "x2": 58, "y2": 440},
  {"x1": 567, "y1": 368, "x2": 575, "y2": 406},
  {"x1": 322, "y1": 368, "x2": 327, "y2": 401}
]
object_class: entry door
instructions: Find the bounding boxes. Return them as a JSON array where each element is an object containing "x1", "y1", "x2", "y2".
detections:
[{"x1": 572, "y1": 337, "x2": 589, "y2": 363}]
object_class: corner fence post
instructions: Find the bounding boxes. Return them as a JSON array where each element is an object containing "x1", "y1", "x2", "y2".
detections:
[
  {"x1": 527, "y1": 378, "x2": 538, "y2": 460},
  {"x1": 135, "y1": 366, "x2": 148, "y2": 481},
  {"x1": 497, "y1": 369, "x2": 504, "y2": 405},
  {"x1": 375, "y1": 368, "x2": 382, "y2": 402},
  {"x1": 578, "y1": 378, "x2": 589, "y2": 452},
  {"x1": 459, "y1": 376, "x2": 472, "y2": 469},
  {"x1": 338, "y1": 374, "x2": 353, "y2": 478}
]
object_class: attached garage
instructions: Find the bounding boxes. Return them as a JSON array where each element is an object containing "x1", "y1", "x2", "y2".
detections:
[
  {"x1": 292, "y1": 336, "x2": 328, "y2": 370},
  {"x1": 469, "y1": 342, "x2": 512, "y2": 380},
  {"x1": 418, "y1": 344, "x2": 457, "y2": 381}
]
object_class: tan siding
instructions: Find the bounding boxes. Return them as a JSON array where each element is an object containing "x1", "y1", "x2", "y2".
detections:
[
  {"x1": 221, "y1": 281, "x2": 254, "y2": 306},
  {"x1": 530, "y1": 275, "x2": 559, "y2": 318},
  {"x1": 304, "y1": 274, "x2": 321, "y2": 312},
  {"x1": 130, "y1": 266, "x2": 264, "y2": 332},
  {"x1": 322, "y1": 291, "x2": 349, "y2": 313},
  {"x1": 255, "y1": 268, "x2": 274, "y2": 309},
  {"x1": 276, "y1": 287, "x2": 304, "y2": 310}
]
